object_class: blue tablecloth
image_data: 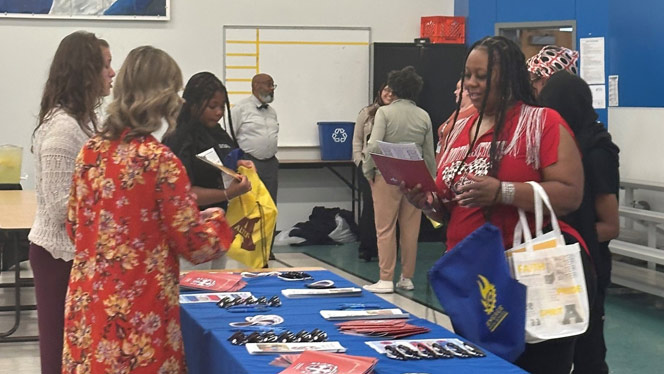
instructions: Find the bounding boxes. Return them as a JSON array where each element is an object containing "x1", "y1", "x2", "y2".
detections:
[{"x1": 180, "y1": 270, "x2": 526, "y2": 374}]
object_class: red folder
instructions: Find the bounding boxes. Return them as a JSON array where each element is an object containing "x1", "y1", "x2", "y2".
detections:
[
  {"x1": 279, "y1": 351, "x2": 377, "y2": 374},
  {"x1": 370, "y1": 153, "x2": 437, "y2": 192},
  {"x1": 179, "y1": 271, "x2": 246, "y2": 292}
]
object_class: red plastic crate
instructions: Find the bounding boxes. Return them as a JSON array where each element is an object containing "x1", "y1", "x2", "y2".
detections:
[{"x1": 421, "y1": 16, "x2": 465, "y2": 44}]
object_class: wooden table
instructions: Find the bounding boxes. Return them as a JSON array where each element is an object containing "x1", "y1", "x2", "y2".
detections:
[
  {"x1": 279, "y1": 159, "x2": 360, "y2": 222},
  {"x1": 0, "y1": 190, "x2": 38, "y2": 342}
]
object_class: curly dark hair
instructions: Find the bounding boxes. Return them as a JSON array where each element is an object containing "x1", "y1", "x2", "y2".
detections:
[
  {"x1": 386, "y1": 66, "x2": 424, "y2": 101},
  {"x1": 35, "y1": 31, "x2": 106, "y2": 140},
  {"x1": 175, "y1": 72, "x2": 237, "y2": 145},
  {"x1": 450, "y1": 36, "x2": 537, "y2": 177}
]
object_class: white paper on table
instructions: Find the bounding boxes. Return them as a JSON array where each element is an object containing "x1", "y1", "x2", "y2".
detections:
[
  {"x1": 281, "y1": 287, "x2": 362, "y2": 298},
  {"x1": 320, "y1": 308, "x2": 409, "y2": 320},
  {"x1": 589, "y1": 84, "x2": 606, "y2": 109},
  {"x1": 580, "y1": 37, "x2": 605, "y2": 85},
  {"x1": 376, "y1": 140, "x2": 422, "y2": 160},
  {"x1": 608, "y1": 75, "x2": 619, "y2": 107}
]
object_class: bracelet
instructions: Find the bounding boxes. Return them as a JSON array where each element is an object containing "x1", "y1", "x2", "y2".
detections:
[
  {"x1": 500, "y1": 182, "x2": 515, "y2": 205},
  {"x1": 422, "y1": 193, "x2": 439, "y2": 214},
  {"x1": 223, "y1": 190, "x2": 230, "y2": 201},
  {"x1": 492, "y1": 183, "x2": 502, "y2": 203}
]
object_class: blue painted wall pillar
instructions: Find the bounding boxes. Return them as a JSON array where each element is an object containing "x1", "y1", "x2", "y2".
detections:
[{"x1": 457, "y1": 0, "x2": 610, "y2": 125}]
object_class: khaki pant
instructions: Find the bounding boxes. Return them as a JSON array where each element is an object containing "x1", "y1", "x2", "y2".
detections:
[{"x1": 371, "y1": 175, "x2": 421, "y2": 281}]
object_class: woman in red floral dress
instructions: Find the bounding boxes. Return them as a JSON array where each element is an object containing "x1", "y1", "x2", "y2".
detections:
[{"x1": 62, "y1": 46, "x2": 233, "y2": 374}]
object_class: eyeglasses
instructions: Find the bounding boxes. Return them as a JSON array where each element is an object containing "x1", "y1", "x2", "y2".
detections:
[{"x1": 271, "y1": 84, "x2": 277, "y2": 89}]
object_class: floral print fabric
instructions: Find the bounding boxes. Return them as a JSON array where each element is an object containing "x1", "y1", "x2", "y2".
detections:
[{"x1": 63, "y1": 133, "x2": 233, "y2": 374}]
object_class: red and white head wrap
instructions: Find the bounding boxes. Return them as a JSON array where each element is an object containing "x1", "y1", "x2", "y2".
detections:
[{"x1": 526, "y1": 45, "x2": 579, "y2": 79}]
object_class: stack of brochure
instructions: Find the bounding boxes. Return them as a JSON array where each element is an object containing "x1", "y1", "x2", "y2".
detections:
[
  {"x1": 320, "y1": 308, "x2": 409, "y2": 321},
  {"x1": 275, "y1": 351, "x2": 377, "y2": 373},
  {"x1": 336, "y1": 319, "x2": 430, "y2": 339},
  {"x1": 370, "y1": 140, "x2": 437, "y2": 192},
  {"x1": 179, "y1": 271, "x2": 246, "y2": 292},
  {"x1": 281, "y1": 287, "x2": 362, "y2": 298}
]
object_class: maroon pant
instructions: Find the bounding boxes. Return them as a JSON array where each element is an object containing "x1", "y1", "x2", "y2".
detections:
[{"x1": 29, "y1": 243, "x2": 72, "y2": 374}]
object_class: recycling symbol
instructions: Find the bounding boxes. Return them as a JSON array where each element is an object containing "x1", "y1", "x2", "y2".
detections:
[{"x1": 332, "y1": 128, "x2": 347, "y2": 143}]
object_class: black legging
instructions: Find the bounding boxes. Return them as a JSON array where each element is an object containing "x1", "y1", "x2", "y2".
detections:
[{"x1": 29, "y1": 244, "x2": 73, "y2": 374}]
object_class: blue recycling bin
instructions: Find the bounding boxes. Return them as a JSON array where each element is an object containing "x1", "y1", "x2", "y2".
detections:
[{"x1": 317, "y1": 122, "x2": 354, "y2": 160}]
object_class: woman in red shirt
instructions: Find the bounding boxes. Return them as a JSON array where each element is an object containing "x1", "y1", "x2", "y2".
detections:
[
  {"x1": 403, "y1": 36, "x2": 595, "y2": 374},
  {"x1": 63, "y1": 46, "x2": 233, "y2": 373}
]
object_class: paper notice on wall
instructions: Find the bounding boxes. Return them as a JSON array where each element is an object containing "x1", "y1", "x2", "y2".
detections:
[
  {"x1": 589, "y1": 85, "x2": 606, "y2": 109},
  {"x1": 608, "y1": 75, "x2": 619, "y2": 107},
  {"x1": 580, "y1": 37, "x2": 605, "y2": 85}
]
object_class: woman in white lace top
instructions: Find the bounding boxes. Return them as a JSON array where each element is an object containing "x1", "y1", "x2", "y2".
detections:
[{"x1": 27, "y1": 31, "x2": 115, "y2": 374}]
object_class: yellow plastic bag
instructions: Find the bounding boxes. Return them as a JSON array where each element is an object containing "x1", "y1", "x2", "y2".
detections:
[{"x1": 225, "y1": 166, "x2": 278, "y2": 268}]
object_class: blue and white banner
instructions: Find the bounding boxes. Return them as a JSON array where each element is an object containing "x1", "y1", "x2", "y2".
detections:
[{"x1": 0, "y1": 0, "x2": 169, "y2": 20}]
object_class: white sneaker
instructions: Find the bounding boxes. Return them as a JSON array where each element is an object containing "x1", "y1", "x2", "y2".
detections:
[
  {"x1": 396, "y1": 276, "x2": 414, "y2": 291},
  {"x1": 363, "y1": 280, "x2": 394, "y2": 293}
]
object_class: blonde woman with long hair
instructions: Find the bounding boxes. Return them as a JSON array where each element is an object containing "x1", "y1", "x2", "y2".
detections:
[{"x1": 62, "y1": 46, "x2": 233, "y2": 373}]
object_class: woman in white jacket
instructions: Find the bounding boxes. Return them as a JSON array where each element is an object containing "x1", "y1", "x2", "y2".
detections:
[
  {"x1": 361, "y1": 66, "x2": 435, "y2": 293},
  {"x1": 28, "y1": 31, "x2": 114, "y2": 374}
]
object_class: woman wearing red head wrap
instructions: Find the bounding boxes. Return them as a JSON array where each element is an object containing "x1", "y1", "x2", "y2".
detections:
[{"x1": 527, "y1": 45, "x2": 579, "y2": 96}]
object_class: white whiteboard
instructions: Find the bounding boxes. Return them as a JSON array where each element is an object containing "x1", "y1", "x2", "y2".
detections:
[{"x1": 224, "y1": 26, "x2": 371, "y2": 147}]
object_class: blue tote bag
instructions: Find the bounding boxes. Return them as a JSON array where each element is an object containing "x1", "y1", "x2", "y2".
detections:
[{"x1": 429, "y1": 223, "x2": 526, "y2": 362}]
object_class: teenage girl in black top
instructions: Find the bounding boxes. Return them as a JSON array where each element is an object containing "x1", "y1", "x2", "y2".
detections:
[{"x1": 163, "y1": 72, "x2": 252, "y2": 210}]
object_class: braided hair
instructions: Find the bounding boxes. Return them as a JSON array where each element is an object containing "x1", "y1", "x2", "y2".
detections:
[
  {"x1": 177, "y1": 72, "x2": 237, "y2": 146},
  {"x1": 449, "y1": 36, "x2": 536, "y2": 177}
]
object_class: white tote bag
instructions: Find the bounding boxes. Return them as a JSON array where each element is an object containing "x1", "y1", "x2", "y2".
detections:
[{"x1": 507, "y1": 182, "x2": 589, "y2": 343}]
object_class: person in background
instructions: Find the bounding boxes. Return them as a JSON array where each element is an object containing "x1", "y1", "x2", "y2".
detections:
[
  {"x1": 436, "y1": 78, "x2": 476, "y2": 164},
  {"x1": 402, "y1": 36, "x2": 595, "y2": 373},
  {"x1": 28, "y1": 31, "x2": 114, "y2": 374},
  {"x1": 231, "y1": 73, "x2": 279, "y2": 204},
  {"x1": 539, "y1": 70, "x2": 620, "y2": 374},
  {"x1": 362, "y1": 66, "x2": 435, "y2": 293},
  {"x1": 63, "y1": 46, "x2": 233, "y2": 373},
  {"x1": 352, "y1": 83, "x2": 394, "y2": 261},
  {"x1": 526, "y1": 45, "x2": 579, "y2": 96},
  {"x1": 162, "y1": 72, "x2": 253, "y2": 269}
]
